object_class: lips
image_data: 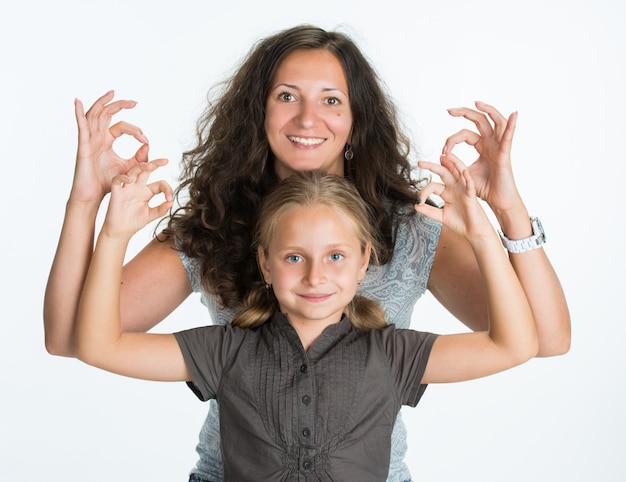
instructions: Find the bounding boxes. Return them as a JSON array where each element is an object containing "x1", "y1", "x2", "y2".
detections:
[
  {"x1": 287, "y1": 135, "x2": 326, "y2": 146},
  {"x1": 299, "y1": 293, "x2": 332, "y2": 303}
]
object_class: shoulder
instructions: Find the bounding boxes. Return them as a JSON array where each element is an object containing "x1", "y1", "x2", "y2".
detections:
[
  {"x1": 378, "y1": 326, "x2": 439, "y2": 374},
  {"x1": 373, "y1": 325, "x2": 438, "y2": 356}
]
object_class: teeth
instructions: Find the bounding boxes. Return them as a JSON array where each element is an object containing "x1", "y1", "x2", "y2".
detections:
[{"x1": 288, "y1": 136, "x2": 325, "y2": 146}]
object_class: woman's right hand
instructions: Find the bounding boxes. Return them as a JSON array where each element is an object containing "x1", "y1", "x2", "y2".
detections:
[{"x1": 70, "y1": 90, "x2": 151, "y2": 203}]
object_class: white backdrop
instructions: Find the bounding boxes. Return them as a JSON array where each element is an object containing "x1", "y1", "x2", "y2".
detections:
[{"x1": 1, "y1": 0, "x2": 624, "y2": 480}]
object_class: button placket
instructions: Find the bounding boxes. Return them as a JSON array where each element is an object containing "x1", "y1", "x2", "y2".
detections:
[{"x1": 296, "y1": 355, "x2": 315, "y2": 450}]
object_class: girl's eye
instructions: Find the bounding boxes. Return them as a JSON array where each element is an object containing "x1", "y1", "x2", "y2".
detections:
[
  {"x1": 287, "y1": 255, "x2": 302, "y2": 263},
  {"x1": 278, "y1": 92, "x2": 295, "y2": 102},
  {"x1": 329, "y1": 253, "x2": 344, "y2": 262},
  {"x1": 325, "y1": 97, "x2": 340, "y2": 106}
]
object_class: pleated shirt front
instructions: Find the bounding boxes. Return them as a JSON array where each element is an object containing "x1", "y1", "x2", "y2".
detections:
[{"x1": 174, "y1": 313, "x2": 437, "y2": 482}]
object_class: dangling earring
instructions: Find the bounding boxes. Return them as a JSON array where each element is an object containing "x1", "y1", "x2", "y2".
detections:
[
  {"x1": 265, "y1": 283, "x2": 272, "y2": 290},
  {"x1": 344, "y1": 144, "x2": 354, "y2": 161}
]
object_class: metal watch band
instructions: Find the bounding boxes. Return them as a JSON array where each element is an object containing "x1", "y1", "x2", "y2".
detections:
[{"x1": 498, "y1": 217, "x2": 546, "y2": 254}]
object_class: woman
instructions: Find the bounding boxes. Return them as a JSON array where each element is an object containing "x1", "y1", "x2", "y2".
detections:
[{"x1": 44, "y1": 25, "x2": 570, "y2": 482}]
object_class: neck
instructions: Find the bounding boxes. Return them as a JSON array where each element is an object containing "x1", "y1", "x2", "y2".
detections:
[{"x1": 284, "y1": 313, "x2": 341, "y2": 352}]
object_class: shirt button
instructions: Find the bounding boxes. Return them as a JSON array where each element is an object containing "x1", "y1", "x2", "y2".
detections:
[
  {"x1": 300, "y1": 364, "x2": 308, "y2": 373},
  {"x1": 302, "y1": 428, "x2": 311, "y2": 437},
  {"x1": 301, "y1": 395, "x2": 311, "y2": 405},
  {"x1": 302, "y1": 460, "x2": 313, "y2": 471}
]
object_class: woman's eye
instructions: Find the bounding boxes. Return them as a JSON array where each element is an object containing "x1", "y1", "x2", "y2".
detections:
[
  {"x1": 329, "y1": 253, "x2": 344, "y2": 262},
  {"x1": 278, "y1": 92, "x2": 295, "y2": 102},
  {"x1": 325, "y1": 97, "x2": 340, "y2": 106},
  {"x1": 287, "y1": 255, "x2": 302, "y2": 263}
]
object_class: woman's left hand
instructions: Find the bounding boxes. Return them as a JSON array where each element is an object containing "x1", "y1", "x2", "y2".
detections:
[{"x1": 443, "y1": 101, "x2": 522, "y2": 214}]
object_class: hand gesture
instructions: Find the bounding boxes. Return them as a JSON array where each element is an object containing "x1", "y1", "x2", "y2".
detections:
[
  {"x1": 444, "y1": 102, "x2": 522, "y2": 213},
  {"x1": 102, "y1": 161, "x2": 174, "y2": 241},
  {"x1": 414, "y1": 153, "x2": 492, "y2": 242},
  {"x1": 71, "y1": 90, "x2": 161, "y2": 203}
]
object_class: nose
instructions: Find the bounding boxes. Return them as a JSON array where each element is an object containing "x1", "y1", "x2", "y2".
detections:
[
  {"x1": 304, "y1": 259, "x2": 326, "y2": 286},
  {"x1": 296, "y1": 99, "x2": 319, "y2": 129}
]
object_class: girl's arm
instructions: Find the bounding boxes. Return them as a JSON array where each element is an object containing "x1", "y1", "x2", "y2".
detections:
[
  {"x1": 74, "y1": 163, "x2": 191, "y2": 382},
  {"x1": 44, "y1": 92, "x2": 193, "y2": 357},
  {"x1": 427, "y1": 103, "x2": 570, "y2": 357},
  {"x1": 415, "y1": 153, "x2": 538, "y2": 384}
]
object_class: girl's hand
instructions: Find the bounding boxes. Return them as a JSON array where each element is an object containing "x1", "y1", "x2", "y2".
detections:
[
  {"x1": 102, "y1": 161, "x2": 174, "y2": 241},
  {"x1": 414, "y1": 153, "x2": 492, "y2": 242},
  {"x1": 443, "y1": 101, "x2": 523, "y2": 214},
  {"x1": 70, "y1": 90, "x2": 152, "y2": 203}
]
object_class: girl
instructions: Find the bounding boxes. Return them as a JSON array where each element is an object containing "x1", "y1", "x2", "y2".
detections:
[{"x1": 75, "y1": 159, "x2": 538, "y2": 481}]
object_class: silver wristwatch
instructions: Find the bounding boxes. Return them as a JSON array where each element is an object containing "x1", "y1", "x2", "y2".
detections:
[{"x1": 498, "y1": 217, "x2": 546, "y2": 253}]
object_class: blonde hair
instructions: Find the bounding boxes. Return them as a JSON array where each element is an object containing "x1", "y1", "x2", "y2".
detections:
[{"x1": 231, "y1": 172, "x2": 387, "y2": 331}]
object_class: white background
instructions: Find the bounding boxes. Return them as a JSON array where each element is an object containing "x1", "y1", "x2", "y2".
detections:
[{"x1": 1, "y1": 0, "x2": 624, "y2": 480}]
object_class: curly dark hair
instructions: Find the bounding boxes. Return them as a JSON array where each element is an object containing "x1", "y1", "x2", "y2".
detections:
[{"x1": 163, "y1": 25, "x2": 421, "y2": 308}]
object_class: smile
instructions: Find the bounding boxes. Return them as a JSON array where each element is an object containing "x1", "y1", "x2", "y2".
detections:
[
  {"x1": 299, "y1": 293, "x2": 332, "y2": 302},
  {"x1": 287, "y1": 136, "x2": 326, "y2": 146}
]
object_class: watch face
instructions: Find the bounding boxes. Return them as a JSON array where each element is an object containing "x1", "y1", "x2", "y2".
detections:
[{"x1": 533, "y1": 217, "x2": 546, "y2": 242}]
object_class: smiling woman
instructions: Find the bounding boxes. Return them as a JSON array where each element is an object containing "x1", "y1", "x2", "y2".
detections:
[{"x1": 265, "y1": 48, "x2": 354, "y2": 179}]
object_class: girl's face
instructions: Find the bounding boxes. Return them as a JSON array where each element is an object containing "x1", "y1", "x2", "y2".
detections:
[
  {"x1": 265, "y1": 49, "x2": 353, "y2": 180},
  {"x1": 258, "y1": 203, "x2": 370, "y2": 329}
]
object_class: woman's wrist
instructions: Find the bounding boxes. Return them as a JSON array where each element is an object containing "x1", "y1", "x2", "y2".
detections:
[
  {"x1": 65, "y1": 196, "x2": 103, "y2": 222},
  {"x1": 493, "y1": 204, "x2": 532, "y2": 240}
]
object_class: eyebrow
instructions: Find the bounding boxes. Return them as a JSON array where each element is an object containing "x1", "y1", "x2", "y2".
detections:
[
  {"x1": 276, "y1": 243, "x2": 355, "y2": 253},
  {"x1": 271, "y1": 83, "x2": 348, "y2": 96}
]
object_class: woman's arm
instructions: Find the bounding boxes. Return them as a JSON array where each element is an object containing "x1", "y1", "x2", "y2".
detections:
[
  {"x1": 427, "y1": 103, "x2": 570, "y2": 357},
  {"x1": 415, "y1": 154, "x2": 538, "y2": 384},
  {"x1": 44, "y1": 92, "x2": 192, "y2": 357},
  {"x1": 75, "y1": 163, "x2": 191, "y2": 382}
]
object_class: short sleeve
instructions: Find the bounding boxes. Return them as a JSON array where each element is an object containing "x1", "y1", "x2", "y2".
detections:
[
  {"x1": 378, "y1": 325, "x2": 438, "y2": 407},
  {"x1": 174, "y1": 236, "x2": 203, "y2": 293},
  {"x1": 174, "y1": 325, "x2": 244, "y2": 401}
]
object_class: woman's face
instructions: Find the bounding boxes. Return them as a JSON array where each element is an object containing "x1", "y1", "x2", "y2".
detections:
[{"x1": 265, "y1": 49, "x2": 353, "y2": 180}]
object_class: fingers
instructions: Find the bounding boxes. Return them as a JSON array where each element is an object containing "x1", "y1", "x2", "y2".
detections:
[
  {"x1": 109, "y1": 121, "x2": 150, "y2": 165},
  {"x1": 442, "y1": 128, "x2": 481, "y2": 154},
  {"x1": 109, "y1": 173, "x2": 173, "y2": 228},
  {"x1": 87, "y1": 90, "x2": 116, "y2": 118},
  {"x1": 74, "y1": 98, "x2": 89, "y2": 144},
  {"x1": 85, "y1": 90, "x2": 136, "y2": 121},
  {"x1": 444, "y1": 101, "x2": 514, "y2": 153},
  {"x1": 417, "y1": 154, "x2": 466, "y2": 186},
  {"x1": 417, "y1": 152, "x2": 474, "y2": 198},
  {"x1": 112, "y1": 158, "x2": 169, "y2": 185},
  {"x1": 133, "y1": 158, "x2": 169, "y2": 180},
  {"x1": 81, "y1": 90, "x2": 145, "y2": 140},
  {"x1": 474, "y1": 101, "x2": 508, "y2": 137},
  {"x1": 448, "y1": 101, "x2": 506, "y2": 136},
  {"x1": 447, "y1": 103, "x2": 496, "y2": 138},
  {"x1": 149, "y1": 179, "x2": 175, "y2": 203},
  {"x1": 413, "y1": 181, "x2": 445, "y2": 222},
  {"x1": 500, "y1": 110, "x2": 518, "y2": 155},
  {"x1": 110, "y1": 120, "x2": 149, "y2": 144}
]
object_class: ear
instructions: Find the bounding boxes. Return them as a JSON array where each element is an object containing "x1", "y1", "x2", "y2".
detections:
[
  {"x1": 258, "y1": 245, "x2": 272, "y2": 284},
  {"x1": 359, "y1": 242, "x2": 371, "y2": 280}
]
